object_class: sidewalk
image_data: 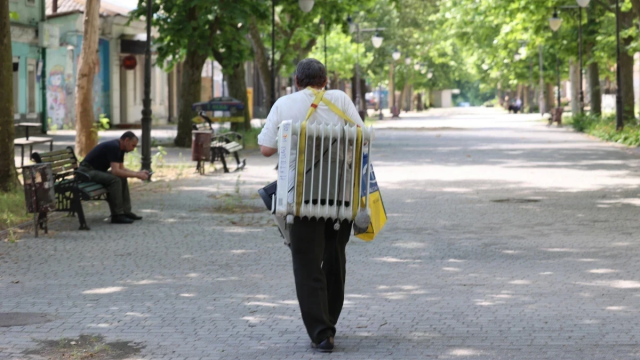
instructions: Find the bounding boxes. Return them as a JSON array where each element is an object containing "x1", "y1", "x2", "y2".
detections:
[{"x1": 4, "y1": 107, "x2": 640, "y2": 359}]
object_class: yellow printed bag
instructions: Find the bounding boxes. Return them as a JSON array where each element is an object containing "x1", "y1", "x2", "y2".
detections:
[{"x1": 354, "y1": 152, "x2": 387, "y2": 241}]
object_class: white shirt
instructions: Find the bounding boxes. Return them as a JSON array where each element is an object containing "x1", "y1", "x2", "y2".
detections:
[{"x1": 257, "y1": 88, "x2": 364, "y2": 148}]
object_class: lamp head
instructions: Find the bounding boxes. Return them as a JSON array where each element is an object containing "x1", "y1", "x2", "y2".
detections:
[
  {"x1": 549, "y1": 11, "x2": 562, "y2": 32},
  {"x1": 392, "y1": 49, "x2": 401, "y2": 61},
  {"x1": 371, "y1": 33, "x2": 383, "y2": 48},
  {"x1": 299, "y1": 0, "x2": 314, "y2": 13}
]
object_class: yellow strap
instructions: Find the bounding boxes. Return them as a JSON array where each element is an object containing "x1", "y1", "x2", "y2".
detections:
[
  {"x1": 296, "y1": 87, "x2": 362, "y2": 217},
  {"x1": 295, "y1": 89, "x2": 324, "y2": 216},
  {"x1": 307, "y1": 87, "x2": 360, "y2": 126}
]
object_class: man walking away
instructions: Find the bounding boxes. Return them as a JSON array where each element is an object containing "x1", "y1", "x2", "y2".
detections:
[
  {"x1": 78, "y1": 131, "x2": 149, "y2": 224},
  {"x1": 257, "y1": 58, "x2": 364, "y2": 352}
]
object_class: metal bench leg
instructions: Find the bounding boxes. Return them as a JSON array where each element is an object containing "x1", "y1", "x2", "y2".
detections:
[
  {"x1": 220, "y1": 151, "x2": 230, "y2": 173},
  {"x1": 50, "y1": 141, "x2": 53, "y2": 151},
  {"x1": 233, "y1": 151, "x2": 241, "y2": 166},
  {"x1": 73, "y1": 191, "x2": 90, "y2": 230}
]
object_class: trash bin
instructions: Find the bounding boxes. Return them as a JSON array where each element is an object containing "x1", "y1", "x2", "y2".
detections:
[
  {"x1": 22, "y1": 163, "x2": 56, "y2": 237},
  {"x1": 191, "y1": 130, "x2": 212, "y2": 175}
]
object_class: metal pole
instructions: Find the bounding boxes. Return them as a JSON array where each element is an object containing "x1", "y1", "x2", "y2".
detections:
[
  {"x1": 557, "y1": 50, "x2": 561, "y2": 108},
  {"x1": 529, "y1": 59, "x2": 534, "y2": 113},
  {"x1": 579, "y1": 8, "x2": 584, "y2": 114},
  {"x1": 615, "y1": 0, "x2": 623, "y2": 130},
  {"x1": 379, "y1": 84, "x2": 383, "y2": 120},
  {"x1": 271, "y1": 0, "x2": 276, "y2": 108},
  {"x1": 140, "y1": 0, "x2": 153, "y2": 171},
  {"x1": 538, "y1": 45, "x2": 546, "y2": 115},
  {"x1": 355, "y1": 24, "x2": 362, "y2": 117},
  {"x1": 392, "y1": 62, "x2": 396, "y2": 116},
  {"x1": 211, "y1": 60, "x2": 215, "y2": 98}
]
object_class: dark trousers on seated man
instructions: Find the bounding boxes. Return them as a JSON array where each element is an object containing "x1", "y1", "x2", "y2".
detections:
[
  {"x1": 78, "y1": 162, "x2": 132, "y2": 217},
  {"x1": 289, "y1": 217, "x2": 351, "y2": 345}
]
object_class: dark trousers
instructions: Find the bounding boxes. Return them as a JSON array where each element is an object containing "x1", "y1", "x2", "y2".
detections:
[
  {"x1": 289, "y1": 217, "x2": 351, "y2": 344},
  {"x1": 78, "y1": 166, "x2": 131, "y2": 216}
]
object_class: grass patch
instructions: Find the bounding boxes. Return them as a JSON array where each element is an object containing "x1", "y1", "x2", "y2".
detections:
[
  {"x1": 570, "y1": 113, "x2": 640, "y2": 147},
  {"x1": 24, "y1": 334, "x2": 143, "y2": 360},
  {"x1": 0, "y1": 187, "x2": 30, "y2": 233}
]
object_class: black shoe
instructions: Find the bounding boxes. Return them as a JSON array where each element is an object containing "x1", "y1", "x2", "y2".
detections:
[
  {"x1": 111, "y1": 215, "x2": 134, "y2": 224},
  {"x1": 124, "y1": 212, "x2": 143, "y2": 220},
  {"x1": 311, "y1": 337, "x2": 334, "y2": 353}
]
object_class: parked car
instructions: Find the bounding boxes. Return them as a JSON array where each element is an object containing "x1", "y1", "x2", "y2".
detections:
[{"x1": 191, "y1": 97, "x2": 245, "y2": 115}]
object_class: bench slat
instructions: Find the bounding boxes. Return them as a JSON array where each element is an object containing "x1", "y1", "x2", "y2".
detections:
[
  {"x1": 40, "y1": 153, "x2": 74, "y2": 162},
  {"x1": 38, "y1": 148, "x2": 72, "y2": 157},
  {"x1": 78, "y1": 183, "x2": 105, "y2": 192}
]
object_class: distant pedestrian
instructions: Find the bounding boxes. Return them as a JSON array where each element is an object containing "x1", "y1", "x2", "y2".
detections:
[
  {"x1": 257, "y1": 58, "x2": 364, "y2": 353},
  {"x1": 508, "y1": 97, "x2": 523, "y2": 113},
  {"x1": 77, "y1": 131, "x2": 149, "y2": 224}
]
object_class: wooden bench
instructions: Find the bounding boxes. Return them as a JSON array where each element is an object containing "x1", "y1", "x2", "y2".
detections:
[
  {"x1": 548, "y1": 107, "x2": 564, "y2": 126},
  {"x1": 14, "y1": 136, "x2": 53, "y2": 167},
  {"x1": 31, "y1": 147, "x2": 109, "y2": 230},
  {"x1": 192, "y1": 113, "x2": 246, "y2": 173}
]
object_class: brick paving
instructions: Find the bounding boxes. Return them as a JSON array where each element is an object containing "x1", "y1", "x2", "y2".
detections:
[{"x1": 3, "y1": 108, "x2": 640, "y2": 359}]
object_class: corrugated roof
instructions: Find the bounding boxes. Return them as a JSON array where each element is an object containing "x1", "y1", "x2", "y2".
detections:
[{"x1": 46, "y1": 0, "x2": 131, "y2": 16}]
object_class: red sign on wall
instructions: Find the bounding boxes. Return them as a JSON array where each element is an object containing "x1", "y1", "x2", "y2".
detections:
[{"x1": 122, "y1": 56, "x2": 137, "y2": 70}]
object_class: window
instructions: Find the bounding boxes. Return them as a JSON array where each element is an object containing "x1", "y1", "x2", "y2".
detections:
[{"x1": 27, "y1": 59, "x2": 36, "y2": 117}]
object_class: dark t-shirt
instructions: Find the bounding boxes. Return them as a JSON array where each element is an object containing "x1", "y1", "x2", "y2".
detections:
[{"x1": 83, "y1": 139, "x2": 124, "y2": 172}]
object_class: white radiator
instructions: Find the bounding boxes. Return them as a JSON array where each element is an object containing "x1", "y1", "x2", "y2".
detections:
[{"x1": 275, "y1": 120, "x2": 373, "y2": 226}]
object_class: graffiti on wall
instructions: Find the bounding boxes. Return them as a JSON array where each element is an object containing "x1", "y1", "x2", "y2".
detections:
[{"x1": 46, "y1": 65, "x2": 66, "y2": 128}]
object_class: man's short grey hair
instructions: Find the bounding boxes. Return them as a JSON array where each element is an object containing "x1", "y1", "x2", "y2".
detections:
[{"x1": 296, "y1": 58, "x2": 327, "y2": 89}]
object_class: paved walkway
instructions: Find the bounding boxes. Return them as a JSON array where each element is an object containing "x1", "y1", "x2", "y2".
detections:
[{"x1": 4, "y1": 108, "x2": 640, "y2": 359}]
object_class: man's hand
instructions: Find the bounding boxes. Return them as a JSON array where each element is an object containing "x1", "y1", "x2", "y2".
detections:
[{"x1": 137, "y1": 170, "x2": 150, "y2": 181}]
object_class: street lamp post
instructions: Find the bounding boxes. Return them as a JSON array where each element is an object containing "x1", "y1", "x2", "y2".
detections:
[
  {"x1": 391, "y1": 49, "x2": 401, "y2": 118},
  {"x1": 615, "y1": 0, "x2": 623, "y2": 130},
  {"x1": 140, "y1": 0, "x2": 153, "y2": 171},
  {"x1": 550, "y1": 4, "x2": 587, "y2": 114},
  {"x1": 347, "y1": 16, "x2": 384, "y2": 120},
  {"x1": 550, "y1": 11, "x2": 562, "y2": 109},
  {"x1": 271, "y1": 0, "x2": 315, "y2": 108}
]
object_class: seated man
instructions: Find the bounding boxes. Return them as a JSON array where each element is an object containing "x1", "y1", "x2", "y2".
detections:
[{"x1": 78, "y1": 131, "x2": 149, "y2": 224}]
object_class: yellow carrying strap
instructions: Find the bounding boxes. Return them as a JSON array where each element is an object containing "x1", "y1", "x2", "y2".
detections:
[
  {"x1": 308, "y1": 87, "x2": 360, "y2": 126},
  {"x1": 295, "y1": 89, "x2": 326, "y2": 216}
]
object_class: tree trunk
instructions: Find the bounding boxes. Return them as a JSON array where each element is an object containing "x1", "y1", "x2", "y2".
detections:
[
  {"x1": 621, "y1": 10, "x2": 635, "y2": 121},
  {"x1": 569, "y1": 60, "x2": 580, "y2": 116},
  {"x1": 175, "y1": 51, "x2": 207, "y2": 147},
  {"x1": 0, "y1": 0, "x2": 20, "y2": 191},
  {"x1": 228, "y1": 63, "x2": 250, "y2": 131},
  {"x1": 74, "y1": 0, "x2": 100, "y2": 157},
  {"x1": 538, "y1": 45, "x2": 547, "y2": 115},
  {"x1": 585, "y1": 6, "x2": 601, "y2": 116},
  {"x1": 587, "y1": 61, "x2": 601, "y2": 115},
  {"x1": 546, "y1": 83, "x2": 556, "y2": 109},
  {"x1": 248, "y1": 21, "x2": 272, "y2": 113},
  {"x1": 523, "y1": 86, "x2": 530, "y2": 111}
]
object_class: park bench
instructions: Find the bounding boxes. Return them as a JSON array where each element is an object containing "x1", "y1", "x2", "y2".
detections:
[
  {"x1": 31, "y1": 147, "x2": 109, "y2": 230},
  {"x1": 548, "y1": 107, "x2": 563, "y2": 126},
  {"x1": 192, "y1": 113, "x2": 246, "y2": 173}
]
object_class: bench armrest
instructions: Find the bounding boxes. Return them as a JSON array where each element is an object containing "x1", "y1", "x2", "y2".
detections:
[{"x1": 74, "y1": 169, "x2": 92, "y2": 182}]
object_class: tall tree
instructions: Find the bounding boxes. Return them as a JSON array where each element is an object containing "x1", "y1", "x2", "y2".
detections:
[
  {"x1": 132, "y1": 0, "x2": 262, "y2": 147},
  {"x1": 75, "y1": 0, "x2": 100, "y2": 156},
  {"x1": 248, "y1": 0, "x2": 366, "y2": 112},
  {"x1": 0, "y1": 0, "x2": 20, "y2": 191}
]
